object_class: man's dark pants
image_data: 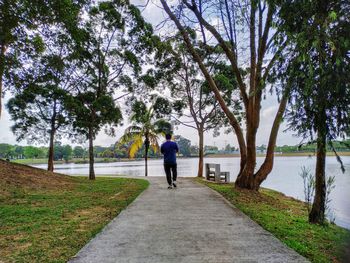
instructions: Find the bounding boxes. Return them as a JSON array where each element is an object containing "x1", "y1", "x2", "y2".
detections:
[{"x1": 164, "y1": 163, "x2": 177, "y2": 185}]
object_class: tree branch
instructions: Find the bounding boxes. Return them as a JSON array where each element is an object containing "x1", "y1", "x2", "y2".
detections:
[{"x1": 183, "y1": 0, "x2": 249, "y2": 108}]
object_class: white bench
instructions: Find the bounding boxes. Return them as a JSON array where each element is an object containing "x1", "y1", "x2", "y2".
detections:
[{"x1": 205, "y1": 163, "x2": 230, "y2": 183}]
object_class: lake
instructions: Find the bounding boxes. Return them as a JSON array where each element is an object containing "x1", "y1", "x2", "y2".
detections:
[{"x1": 34, "y1": 156, "x2": 350, "y2": 229}]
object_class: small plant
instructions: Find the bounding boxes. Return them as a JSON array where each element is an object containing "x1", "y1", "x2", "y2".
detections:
[
  {"x1": 299, "y1": 166, "x2": 336, "y2": 223},
  {"x1": 325, "y1": 175, "x2": 336, "y2": 223},
  {"x1": 299, "y1": 166, "x2": 315, "y2": 214}
]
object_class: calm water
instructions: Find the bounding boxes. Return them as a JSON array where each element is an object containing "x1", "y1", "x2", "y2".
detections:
[{"x1": 34, "y1": 156, "x2": 350, "y2": 229}]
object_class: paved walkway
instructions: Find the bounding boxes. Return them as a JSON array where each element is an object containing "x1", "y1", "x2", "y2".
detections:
[{"x1": 69, "y1": 177, "x2": 308, "y2": 263}]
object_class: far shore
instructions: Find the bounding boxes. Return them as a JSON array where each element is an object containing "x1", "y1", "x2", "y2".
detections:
[
  {"x1": 206, "y1": 152, "x2": 350, "y2": 158},
  {"x1": 6, "y1": 151, "x2": 350, "y2": 165}
]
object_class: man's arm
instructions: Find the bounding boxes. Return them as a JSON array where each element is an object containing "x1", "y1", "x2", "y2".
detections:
[{"x1": 161, "y1": 144, "x2": 164, "y2": 154}]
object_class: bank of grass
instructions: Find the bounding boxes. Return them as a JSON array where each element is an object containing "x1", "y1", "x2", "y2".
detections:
[
  {"x1": 196, "y1": 178, "x2": 350, "y2": 263},
  {"x1": 12, "y1": 158, "x2": 63, "y2": 165},
  {"x1": 0, "y1": 160, "x2": 149, "y2": 263},
  {"x1": 12, "y1": 157, "x2": 119, "y2": 165},
  {"x1": 11, "y1": 157, "x2": 142, "y2": 165}
]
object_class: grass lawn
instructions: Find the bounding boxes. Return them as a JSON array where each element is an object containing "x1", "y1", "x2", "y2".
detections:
[
  {"x1": 0, "y1": 167, "x2": 149, "y2": 262},
  {"x1": 196, "y1": 179, "x2": 350, "y2": 263},
  {"x1": 12, "y1": 158, "x2": 64, "y2": 165},
  {"x1": 12, "y1": 158, "x2": 119, "y2": 165}
]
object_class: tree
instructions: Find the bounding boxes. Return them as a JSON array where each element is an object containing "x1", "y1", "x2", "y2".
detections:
[
  {"x1": 118, "y1": 100, "x2": 172, "y2": 177},
  {"x1": 23, "y1": 146, "x2": 45, "y2": 159},
  {"x1": 53, "y1": 143, "x2": 72, "y2": 162},
  {"x1": 66, "y1": 91, "x2": 122, "y2": 179},
  {"x1": 0, "y1": 144, "x2": 13, "y2": 158},
  {"x1": 279, "y1": 0, "x2": 350, "y2": 224},
  {"x1": 157, "y1": 35, "x2": 237, "y2": 177},
  {"x1": 66, "y1": 0, "x2": 155, "y2": 180},
  {"x1": 7, "y1": 45, "x2": 75, "y2": 171},
  {"x1": 0, "y1": 0, "x2": 87, "y2": 117},
  {"x1": 73, "y1": 146, "x2": 86, "y2": 158},
  {"x1": 114, "y1": 144, "x2": 128, "y2": 158},
  {"x1": 160, "y1": 0, "x2": 291, "y2": 190},
  {"x1": 225, "y1": 144, "x2": 236, "y2": 153},
  {"x1": 101, "y1": 149, "x2": 114, "y2": 158},
  {"x1": 13, "y1": 145, "x2": 24, "y2": 159},
  {"x1": 190, "y1": 145, "x2": 199, "y2": 156},
  {"x1": 3, "y1": 0, "x2": 89, "y2": 171},
  {"x1": 174, "y1": 135, "x2": 191, "y2": 157}
]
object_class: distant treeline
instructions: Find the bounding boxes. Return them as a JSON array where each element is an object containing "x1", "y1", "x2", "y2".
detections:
[
  {"x1": 0, "y1": 135, "x2": 198, "y2": 160},
  {"x1": 1, "y1": 139, "x2": 348, "y2": 161},
  {"x1": 273, "y1": 140, "x2": 350, "y2": 153}
]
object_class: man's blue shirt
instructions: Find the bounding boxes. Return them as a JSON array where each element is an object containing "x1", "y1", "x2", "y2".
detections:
[{"x1": 161, "y1": 141, "x2": 179, "y2": 164}]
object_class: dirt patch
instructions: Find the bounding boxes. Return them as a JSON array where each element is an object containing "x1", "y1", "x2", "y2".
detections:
[{"x1": 0, "y1": 159, "x2": 74, "y2": 192}]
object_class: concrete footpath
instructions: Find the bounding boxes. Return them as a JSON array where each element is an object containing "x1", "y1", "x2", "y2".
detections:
[{"x1": 69, "y1": 177, "x2": 308, "y2": 263}]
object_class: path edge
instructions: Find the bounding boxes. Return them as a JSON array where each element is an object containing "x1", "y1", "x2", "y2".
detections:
[
  {"x1": 68, "y1": 177, "x2": 152, "y2": 262},
  {"x1": 192, "y1": 178, "x2": 310, "y2": 262}
]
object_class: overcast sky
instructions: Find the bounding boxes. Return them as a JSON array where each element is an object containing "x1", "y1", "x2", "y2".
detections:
[{"x1": 0, "y1": 0, "x2": 301, "y2": 149}]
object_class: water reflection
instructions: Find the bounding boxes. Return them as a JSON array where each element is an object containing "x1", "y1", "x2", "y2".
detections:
[{"x1": 34, "y1": 156, "x2": 350, "y2": 229}]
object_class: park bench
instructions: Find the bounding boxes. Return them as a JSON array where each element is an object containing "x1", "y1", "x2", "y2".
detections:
[{"x1": 205, "y1": 163, "x2": 230, "y2": 183}]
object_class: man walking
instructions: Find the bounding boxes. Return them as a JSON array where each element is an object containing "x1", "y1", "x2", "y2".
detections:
[{"x1": 160, "y1": 134, "x2": 179, "y2": 189}]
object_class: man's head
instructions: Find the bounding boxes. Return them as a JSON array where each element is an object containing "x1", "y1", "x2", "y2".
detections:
[{"x1": 165, "y1": 133, "x2": 172, "y2": 141}]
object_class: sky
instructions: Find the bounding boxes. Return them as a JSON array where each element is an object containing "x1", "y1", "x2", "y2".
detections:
[{"x1": 0, "y1": 0, "x2": 301, "y2": 149}]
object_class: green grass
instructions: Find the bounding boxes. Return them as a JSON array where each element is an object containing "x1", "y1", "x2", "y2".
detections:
[
  {"x1": 12, "y1": 158, "x2": 125, "y2": 165},
  {"x1": 0, "y1": 177, "x2": 149, "y2": 263},
  {"x1": 196, "y1": 179, "x2": 350, "y2": 263},
  {"x1": 12, "y1": 158, "x2": 63, "y2": 165}
]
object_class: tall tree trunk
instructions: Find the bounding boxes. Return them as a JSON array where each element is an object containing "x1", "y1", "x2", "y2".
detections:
[
  {"x1": 0, "y1": 43, "x2": 7, "y2": 118},
  {"x1": 47, "y1": 127, "x2": 56, "y2": 172},
  {"x1": 235, "y1": 119, "x2": 257, "y2": 189},
  {"x1": 236, "y1": 88, "x2": 289, "y2": 190},
  {"x1": 238, "y1": 152, "x2": 247, "y2": 178},
  {"x1": 47, "y1": 102, "x2": 57, "y2": 172},
  {"x1": 197, "y1": 128, "x2": 204, "y2": 177},
  {"x1": 254, "y1": 93, "x2": 289, "y2": 186},
  {"x1": 144, "y1": 137, "x2": 149, "y2": 177},
  {"x1": 161, "y1": 0, "x2": 282, "y2": 191},
  {"x1": 88, "y1": 126, "x2": 95, "y2": 180},
  {"x1": 309, "y1": 124, "x2": 327, "y2": 224}
]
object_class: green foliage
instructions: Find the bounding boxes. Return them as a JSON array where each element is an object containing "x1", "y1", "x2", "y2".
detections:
[
  {"x1": 7, "y1": 53, "x2": 73, "y2": 144},
  {"x1": 275, "y1": 140, "x2": 350, "y2": 153},
  {"x1": 73, "y1": 146, "x2": 86, "y2": 158},
  {"x1": 153, "y1": 97, "x2": 172, "y2": 118},
  {"x1": 174, "y1": 135, "x2": 191, "y2": 157},
  {"x1": 101, "y1": 149, "x2": 114, "y2": 158},
  {"x1": 65, "y1": 0, "x2": 156, "y2": 153},
  {"x1": 224, "y1": 144, "x2": 237, "y2": 153},
  {"x1": 0, "y1": 0, "x2": 88, "y2": 114},
  {"x1": 53, "y1": 143, "x2": 73, "y2": 162},
  {"x1": 204, "y1": 145, "x2": 219, "y2": 154},
  {"x1": 277, "y1": 0, "x2": 350, "y2": 144},
  {"x1": 23, "y1": 146, "x2": 46, "y2": 159},
  {"x1": 119, "y1": 99, "x2": 172, "y2": 159},
  {"x1": 0, "y1": 144, "x2": 14, "y2": 158},
  {"x1": 66, "y1": 92, "x2": 122, "y2": 139}
]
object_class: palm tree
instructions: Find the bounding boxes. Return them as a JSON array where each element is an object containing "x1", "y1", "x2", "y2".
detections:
[{"x1": 118, "y1": 101, "x2": 171, "y2": 176}]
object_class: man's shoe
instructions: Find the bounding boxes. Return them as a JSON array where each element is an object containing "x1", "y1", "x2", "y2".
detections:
[
  {"x1": 173, "y1": 181, "x2": 177, "y2": 188},
  {"x1": 168, "y1": 185, "x2": 173, "y2": 189}
]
